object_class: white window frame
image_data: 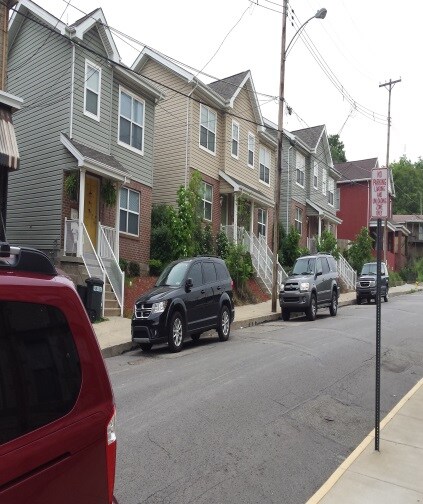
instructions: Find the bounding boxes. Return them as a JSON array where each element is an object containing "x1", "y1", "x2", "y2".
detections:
[
  {"x1": 248, "y1": 132, "x2": 255, "y2": 168},
  {"x1": 295, "y1": 207, "x2": 303, "y2": 235},
  {"x1": 199, "y1": 104, "x2": 217, "y2": 155},
  {"x1": 258, "y1": 208, "x2": 267, "y2": 237},
  {"x1": 296, "y1": 152, "x2": 305, "y2": 188},
  {"x1": 202, "y1": 181, "x2": 213, "y2": 222},
  {"x1": 231, "y1": 120, "x2": 239, "y2": 159},
  {"x1": 313, "y1": 162, "x2": 318, "y2": 189},
  {"x1": 259, "y1": 146, "x2": 270, "y2": 186},
  {"x1": 328, "y1": 177, "x2": 334, "y2": 206},
  {"x1": 84, "y1": 59, "x2": 101, "y2": 121},
  {"x1": 322, "y1": 169, "x2": 327, "y2": 196},
  {"x1": 119, "y1": 187, "x2": 140, "y2": 237},
  {"x1": 118, "y1": 86, "x2": 145, "y2": 155}
]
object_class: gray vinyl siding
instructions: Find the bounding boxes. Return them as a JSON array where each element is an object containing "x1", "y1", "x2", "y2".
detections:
[
  {"x1": 290, "y1": 148, "x2": 308, "y2": 206},
  {"x1": 110, "y1": 79, "x2": 155, "y2": 187},
  {"x1": 7, "y1": 14, "x2": 72, "y2": 251},
  {"x1": 72, "y1": 27, "x2": 112, "y2": 153},
  {"x1": 279, "y1": 135, "x2": 295, "y2": 230},
  {"x1": 136, "y1": 59, "x2": 191, "y2": 204},
  {"x1": 310, "y1": 140, "x2": 336, "y2": 214}
]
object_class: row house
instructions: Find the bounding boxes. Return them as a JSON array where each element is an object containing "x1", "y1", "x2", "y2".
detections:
[
  {"x1": 7, "y1": 0, "x2": 163, "y2": 315},
  {"x1": 335, "y1": 158, "x2": 409, "y2": 271},
  {"x1": 279, "y1": 124, "x2": 342, "y2": 251},
  {"x1": 392, "y1": 214, "x2": 422, "y2": 262}
]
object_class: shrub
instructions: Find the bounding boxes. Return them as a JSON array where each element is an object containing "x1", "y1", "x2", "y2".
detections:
[
  {"x1": 195, "y1": 224, "x2": 214, "y2": 256},
  {"x1": 127, "y1": 261, "x2": 140, "y2": 277},
  {"x1": 119, "y1": 258, "x2": 128, "y2": 273},
  {"x1": 316, "y1": 230, "x2": 340, "y2": 259},
  {"x1": 225, "y1": 243, "x2": 253, "y2": 298},
  {"x1": 216, "y1": 230, "x2": 230, "y2": 259},
  {"x1": 347, "y1": 227, "x2": 374, "y2": 272},
  {"x1": 389, "y1": 270, "x2": 404, "y2": 287},
  {"x1": 150, "y1": 225, "x2": 175, "y2": 265},
  {"x1": 148, "y1": 259, "x2": 163, "y2": 276},
  {"x1": 279, "y1": 226, "x2": 301, "y2": 267}
]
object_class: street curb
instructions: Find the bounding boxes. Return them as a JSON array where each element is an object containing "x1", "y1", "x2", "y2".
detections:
[
  {"x1": 305, "y1": 378, "x2": 423, "y2": 504},
  {"x1": 101, "y1": 342, "x2": 138, "y2": 358}
]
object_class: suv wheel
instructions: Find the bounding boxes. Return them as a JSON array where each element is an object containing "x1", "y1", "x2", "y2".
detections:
[
  {"x1": 217, "y1": 305, "x2": 231, "y2": 341},
  {"x1": 329, "y1": 290, "x2": 338, "y2": 316},
  {"x1": 281, "y1": 308, "x2": 291, "y2": 321},
  {"x1": 384, "y1": 288, "x2": 389, "y2": 303},
  {"x1": 356, "y1": 296, "x2": 362, "y2": 305},
  {"x1": 140, "y1": 343, "x2": 152, "y2": 352},
  {"x1": 168, "y1": 311, "x2": 184, "y2": 352},
  {"x1": 305, "y1": 294, "x2": 317, "y2": 321}
]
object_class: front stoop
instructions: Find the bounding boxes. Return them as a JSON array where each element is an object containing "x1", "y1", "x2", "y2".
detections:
[{"x1": 104, "y1": 283, "x2": 121, "y2": 317}]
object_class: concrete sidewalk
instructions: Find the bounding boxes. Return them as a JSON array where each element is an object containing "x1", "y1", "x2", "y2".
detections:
[
  {"x1": 94, "y1": 282, "x2": 423, "y2": 504},
  {"x1": 94, "y1": 282, "x2": 420, "y2": 358}
]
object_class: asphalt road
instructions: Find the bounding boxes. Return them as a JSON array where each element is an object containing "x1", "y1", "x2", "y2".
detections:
[{"x1": 107, "y1": 291, "x2": 423, "y2": 504}]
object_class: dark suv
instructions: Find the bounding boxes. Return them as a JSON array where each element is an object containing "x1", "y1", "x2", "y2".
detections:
[
  {"x1": 0, "y1": 243, "x2": 117, "y2": 504},
  {"x1": 279, "y1": 253, "x2": 340, "y2": 321},
  {"x1": 132, "y1": 256, "x2": 235, "y2": 352},
  {"x1": 356, "y1": 261, "x2": 389, "y2": 304}
]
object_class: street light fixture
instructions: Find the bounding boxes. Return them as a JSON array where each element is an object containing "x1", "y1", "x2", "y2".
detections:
[{"x1": 271, "y1": 4, "x2": 327, "y2": 313}]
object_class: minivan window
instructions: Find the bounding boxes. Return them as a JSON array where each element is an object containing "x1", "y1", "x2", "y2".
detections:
[
  {"x1": 203, "y1": 262, "x2": 217, "y2": 283},
  {"x1": 292, "y1": 257, "x2": 316, "y2": 275},
  {"x1": 156, "y1": 261, "x2": 190, "y2": 287},
  {"x1": 0, "y1": 301, "x2": 81, "y2": 445},
  {"x1": 188, "y1": 262, "x2": 203, "y2": 287}
]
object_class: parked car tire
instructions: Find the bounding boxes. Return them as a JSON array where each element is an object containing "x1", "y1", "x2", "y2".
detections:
[
  {"x1": 168, "y1": 311, "x2": 184, "y2": 352},
  {"x1": 329, "y1": 290, "x2": 338, "y2": 316},
  {"x1": 281, "y1": 308, "x2": 291, "y2": 321},
  {"x1": 140, "y1": 343, "x2": 152, "y2": 352},
  {"x1": 384, "y1": 288, "x2": 389, "y2": 303},
  {"x1": 305, "y1": 294, "x2": 317, "y2": 321},
  {"x1": 191, "y1": 333, "x2": 201, "y2": 342},
  {"x1": 217, "y1": 305, "x2": 231, "y2": 341},
  {"x1": 356, "y1": 296, "x2": 362, "y2": 305}
]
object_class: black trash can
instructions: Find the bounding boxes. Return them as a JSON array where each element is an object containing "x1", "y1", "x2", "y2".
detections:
[{"x1": 85, "y1": 277, "x2": 104, "y2": 322}]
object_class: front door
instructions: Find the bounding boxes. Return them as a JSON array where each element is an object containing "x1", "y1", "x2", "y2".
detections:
[{"x1": 84, "y1": 176, "x2": 99, "y2": 248}]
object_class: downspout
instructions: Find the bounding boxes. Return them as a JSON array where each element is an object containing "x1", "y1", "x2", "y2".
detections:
[
  {"x1": 286, "y1": 145, "x2": 292, "y2": 230},
  {"x1": 185, "y1": 82, "x2": 198, "y2": 188},
  {"x1": 108, "y1": 66, "x2": 114, "y2": 153},
  {"x1": 69, "y1": 42, "x2": 75, "y2": 138}
]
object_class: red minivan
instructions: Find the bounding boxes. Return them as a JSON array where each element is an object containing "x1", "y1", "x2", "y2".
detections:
[{"x1": 0, "y1": 244, "x2": 117, "y2": 503}]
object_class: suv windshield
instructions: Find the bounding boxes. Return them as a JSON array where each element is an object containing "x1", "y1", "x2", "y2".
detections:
[
  {"x1": 292, "y1": 257, "x2": 316, "y2": 276},
  {"x1": 361, "y1": 263, "x2": 377, "y2": 275},
  {"x1": 156, "y1": 261, "x2": 190, "y2": 287}
]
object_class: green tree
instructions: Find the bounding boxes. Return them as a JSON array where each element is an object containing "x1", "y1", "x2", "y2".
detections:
[
  {"x1": 279, "y1": 225, "x2": 301, "y2": 267},
  {"x1": 391, "y1": 156, "x2": 423, "y2": 214},
  {"x1": 328, "y1": 134, "x2": 347, "y2": 163},
  {"x1": 316, "y1": 229, "x2": 340, "y2": 259},
  {"x1": 347, "y1": 227, "x2": 374, "y2": 273}
]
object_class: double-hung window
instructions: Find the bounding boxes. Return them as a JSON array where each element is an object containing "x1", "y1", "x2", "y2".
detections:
[
  {"x1": 259, "y1": 146, "x2": 270, "y2": 185},
  {"x1": 313, "y1": 162, "x2": 318, "y2": 189},
  {"x1": 248, "y1": 133, "x2": 255, "y2": 167},
  {"x1": 119, "y1": 188, "x2": 140, "y2": 236},
  {"x1": 231, "y1": 121, "x2": 239, "y2": 158},
  {"x1": 328, "y1": 177, "x2": 334, "y2": 206},
  {"x1": 202, "y1": 182, "x2": 213, "y2": 221},
  {"x1": 84, "y1": 60, "x2": 101, "y2": 120},
  {"x1": 118, "y1": 87, "x2": 144, "y2": 153},
  {"x1": 258, "y1": 208, "x2": 267, "y2": 237},
  {"x1": 200, "y1": 105, "x2": 216, "y2": 154},
  {"x1": 322, "y1": 169, "x2": 327, "y2": 195},
  {"x1": 296, "y1": 152, "x2": 305, "y2": 187},
  {"x1": 295, "y1": 207, "x2": 303, "y2": 235}
]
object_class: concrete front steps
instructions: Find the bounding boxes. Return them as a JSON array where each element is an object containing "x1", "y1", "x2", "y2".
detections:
[{"x1": 104, "y1": 282, "x2": 121, "y2": 317}]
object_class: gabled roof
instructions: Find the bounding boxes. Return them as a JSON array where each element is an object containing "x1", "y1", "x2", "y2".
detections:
[
  {"x1": 392, "y1": 214, "x2": 423, "y2": 224},
  {"x1": 335, "y1": 158, "x2": 379, "y2": 182},
  {"x1": 291, "y1": 125, "x2": 325, "y2": 151},
  {"x1": 9, "y1": 0, "x2": 120, "y2": 62},
  {"x1": 208, "y1": 71, "x2": 249, "y2": 101}
]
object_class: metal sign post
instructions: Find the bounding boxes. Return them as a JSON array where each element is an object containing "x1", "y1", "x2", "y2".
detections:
[{"x1": 371, "y1": 167, "x2": 388, "y2": 451}]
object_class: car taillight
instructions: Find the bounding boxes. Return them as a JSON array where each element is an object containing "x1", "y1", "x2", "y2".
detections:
[{"x1": 106, "y1": 407, "x2": 117, "y2": 504}]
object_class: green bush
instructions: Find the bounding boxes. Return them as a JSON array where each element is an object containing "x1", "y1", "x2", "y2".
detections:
[
  {"x1": 195, "y1": 224, "x2": 214, "y2": 256},
  {"x1": 150, "y1": 225, "x2": 175, "y2": 265},
  {"x1": 128, "y1": 261, "x2": 140, "y2": 277},
  {"x1": 316, "y1": 230, "x2": 340, "y2": 259},
  {"x1": 225, "y1": 243, "x2": 253, "y2": 298},
  {"x1": 149, "y1": 259, "x2": 163, "y2": 276},
  {"x1": 216, "y1": 230, "x2": 230, "y2": 259},
  {"x1": 119, "y1": 258, "x2": 128, "y2": 273},
  {"x1": 279, "y1": 226, "x2": 301, "y2": 267},
  {"x1": 389, "y1": 270, "x2": 404, "y2": 287},
  {"x1": 347, "y1": 227, "x2": 374, "y2": 272}
]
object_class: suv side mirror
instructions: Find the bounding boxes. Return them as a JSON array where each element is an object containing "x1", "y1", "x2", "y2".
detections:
[
  {"x1": 185, "y1": 278, "x2": 193, "y2": 291},
  {"x1": 315, "y1": 270, "x2": 323, "y2": 277}
]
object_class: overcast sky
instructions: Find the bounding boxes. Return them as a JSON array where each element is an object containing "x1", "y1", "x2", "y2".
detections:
[{"x1": 28, "y1": 0, "x2": 421, "y2": 165}]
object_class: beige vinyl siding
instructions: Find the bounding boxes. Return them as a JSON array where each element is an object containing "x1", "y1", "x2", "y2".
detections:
[
  {"x1": 140, "y1": 59, "x2": 192, "y2": 205},
  {"x1": 7, "y1": 14, "x2": 73, "y2": 251}
]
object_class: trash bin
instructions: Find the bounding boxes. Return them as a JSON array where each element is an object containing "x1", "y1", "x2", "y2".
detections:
[
  {"x1": 76, "y1": 284, "x2": 87, "y2": 306},
  {"x1": 85, "y1": 277, "x2": 104, "y2": 322}
]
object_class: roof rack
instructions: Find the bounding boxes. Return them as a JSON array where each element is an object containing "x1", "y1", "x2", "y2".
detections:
[{"x1": 0, "y1": 242, "x2": 57, "y2": 275}]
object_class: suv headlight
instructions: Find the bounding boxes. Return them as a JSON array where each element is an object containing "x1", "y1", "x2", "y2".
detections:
[
  {"x1": 151, "y1": 300, "x2": 167, "y2": 314},
  {"x1": 369, "y1": 280, "x2": 376, "y2": 287},
  {"x1": 356, "y1": 281, "x2": 360, "y2": 288},
  {"x1": 280, "y1": 284, "x2": 285, "y2": 292},
  {"x1": 299, "y1": 282, "x2": 310, "y2": 292}
]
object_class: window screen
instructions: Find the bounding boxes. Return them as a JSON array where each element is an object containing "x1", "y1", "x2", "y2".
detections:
[{"x1": 0, "y1": 302, "x2": 81, "y2": 445}]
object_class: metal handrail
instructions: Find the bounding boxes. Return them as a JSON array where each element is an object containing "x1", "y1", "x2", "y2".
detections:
[{"x1": 337, "y1": 254, "x2": 357, "y2": 290}]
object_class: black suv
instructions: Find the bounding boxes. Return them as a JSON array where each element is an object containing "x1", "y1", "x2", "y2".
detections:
[
  {"x1": 279, "y1": 253, "x2": 340, "y2": 321},
  {"x1": 131, "y1": 256, "x2": 235, "y2": 352},
  {"x1": 356, "y1": 262, "x2": 389, "y2": 304}
]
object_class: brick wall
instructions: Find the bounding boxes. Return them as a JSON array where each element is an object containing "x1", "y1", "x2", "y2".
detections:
[{"x1": 123, "y1": 275, "x2": 157, "y2": 317}]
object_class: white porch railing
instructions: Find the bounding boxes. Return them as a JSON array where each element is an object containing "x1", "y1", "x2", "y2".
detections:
[
  {"x1": 221, "y1": 225, "x2": 287, "y2": 294},
  {"x1": 99, "y1": 225, "x2": 117, "y2": 258},
  {"x1": 337, "y1": 254, "x2": 357, "y2": 290},
  {"x1": 98, "y1": 224, "x2": 124, "y2": 316}
]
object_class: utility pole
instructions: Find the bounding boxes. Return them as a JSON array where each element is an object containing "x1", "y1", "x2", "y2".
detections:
[
  {"x1": 378, "y1": 78, "x2": 401, "y2": 263},
  {"x1": 271, "y1": 0, "x2": 288, "y2": 313}
]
